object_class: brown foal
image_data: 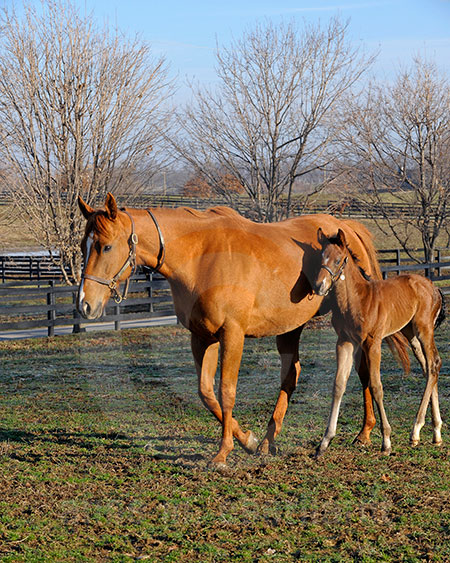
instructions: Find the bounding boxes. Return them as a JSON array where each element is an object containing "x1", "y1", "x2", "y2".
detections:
[{"x1": 313, "y1": 228, "x2": 445, "y2": 457}]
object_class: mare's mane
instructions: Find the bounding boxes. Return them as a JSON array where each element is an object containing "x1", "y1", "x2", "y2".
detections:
[
  {"x1": 85, "y1": 211, "x2": 114, "y2": 238},
  {"x1": 183, "y1": 206, "x2": 243, "y2": 220}
]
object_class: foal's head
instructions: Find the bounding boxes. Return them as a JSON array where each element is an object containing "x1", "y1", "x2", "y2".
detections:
[
  {"x1": 78, "y1": 193, "x2": 135, "y2": 319},
  {"x1": 313, "y1": 228, "x2": 349, "y2": 296}
]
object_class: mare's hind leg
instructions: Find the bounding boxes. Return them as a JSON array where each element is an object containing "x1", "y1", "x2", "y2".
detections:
[
  {"x1": 408, "y1": 333, "x2": 442, "y2": 446},
  {"x1": 258, "y1": 326, "x2": 303, "y2": 455},
  {"x1": 191, "y1": 333, "x2": 258, "y2": 459},
  {"x1": 315, "y1": 338, "x2": 354, "y2": 457},
  {"x1": 353, "y1": 350, "x2": 376, "y2": 446}
]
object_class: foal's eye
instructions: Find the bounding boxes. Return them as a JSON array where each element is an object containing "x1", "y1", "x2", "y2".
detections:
[
  {"x1": 103, "y1": 245, "x2": 112, "y2": 253},
  {"x1": 335, "y1": 259, "x2": 341, "y2": 266}
]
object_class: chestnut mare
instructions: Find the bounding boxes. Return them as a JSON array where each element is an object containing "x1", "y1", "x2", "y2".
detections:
[
  {"x1": 313, "y1": 228, "x2": 445, "y2": 458},
  {"x1": 77, "y1": 193, "x2": 408, "y2": 469}
]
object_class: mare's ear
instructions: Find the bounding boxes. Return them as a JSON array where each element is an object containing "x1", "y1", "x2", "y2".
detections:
[
  {"x1": 105, "y1": 192, "x2": 118, "y2": 221},
  {"x1": 78, "y1": 196, "x2": 95, "y2": 220},
  {"x1": 317, "y1": 227, "x2": 327, "y2": 246},
  {"x1": 336, "y1": 228, "x2": 347, "y2": 248}
]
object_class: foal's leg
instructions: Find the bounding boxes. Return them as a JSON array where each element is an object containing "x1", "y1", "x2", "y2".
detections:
[
  {"x1": 409, "y1": 333, "x2": 442, "y2": 446},
  {"x1": 191, "y1": 333, "x2": 257, "y2": 460},
  {"x1": 258, "y1": 326, "x2": 303, "y2": 455},
  {"x1": 315, "y1": 338, "x2": 355, "y2": 458},
  {"x1": 365, "y1": 339, "x2": 392, "y2": 454},
  {"x1": 353, "y1": 350, "x2": 376, "y2": 446}
]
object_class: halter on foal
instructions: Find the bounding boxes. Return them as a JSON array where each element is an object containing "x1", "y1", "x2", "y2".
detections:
[{"x1": 313, "y1": 227, "x2": 445, "y2": 457}]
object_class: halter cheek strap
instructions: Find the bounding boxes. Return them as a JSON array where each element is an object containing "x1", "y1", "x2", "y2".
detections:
[
  {"x1": 82, "y1": 210, "x2": 138, "y2": 304},
  {"x1": 81, "y1": 208, "x2": 166, "y2": 304},
  {"x1": 320, "y1": 256, "x2": 348, "y2": 296}
]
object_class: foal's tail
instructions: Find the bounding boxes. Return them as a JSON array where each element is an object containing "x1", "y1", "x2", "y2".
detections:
[
  {"x1": 435, "y1": 289, "x2": 447, "y2": 330},
  {"x1": 343, "y1": 218, "x2": 411, "y2": 375}
]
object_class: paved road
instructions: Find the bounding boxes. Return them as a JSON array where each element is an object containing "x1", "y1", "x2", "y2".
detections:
[{"x1": 0, "y1": 315, "x2": 178, "y2": 340}]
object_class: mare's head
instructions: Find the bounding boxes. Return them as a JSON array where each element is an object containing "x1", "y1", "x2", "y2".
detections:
[
  {"x1": 313, "y1": 228, "x2": 349, "y2": 296},
  {"x1": 77, "y1": 193, "x2": 136, "y2": 319}
]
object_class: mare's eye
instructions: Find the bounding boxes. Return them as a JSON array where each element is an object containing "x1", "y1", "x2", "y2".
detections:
[{"x1": 103, "y1": 245, "x2": 112, "y2": 253}]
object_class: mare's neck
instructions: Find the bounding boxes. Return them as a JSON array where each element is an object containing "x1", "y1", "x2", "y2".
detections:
[{"x1": 132, "y1": 206, "x2": 239, "y2": 279}]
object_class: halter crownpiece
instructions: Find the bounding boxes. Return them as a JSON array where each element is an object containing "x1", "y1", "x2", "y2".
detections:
[{"x1": 81, "y1": 208, "x2": 165, "y2": 304}]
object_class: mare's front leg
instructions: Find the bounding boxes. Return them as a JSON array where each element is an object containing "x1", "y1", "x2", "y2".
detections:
[
  {"x1": 315, "y1": 337, "x2": 354, "y2": 458},
  {"x1": 364, "y1": 338, "x2": 392, "y2": 454},
  {"x1": 211, "y1": 324, "x2": 247, "y2": 468},
  {"x1": 191, "y1": 333, "x2": 257, "y2": 464},
  {"x1": 353, "y1": 350, "x2": 376, "y2": 446},
  {"x1": 258, "y1": 326, "x2": 303, "y2": 455}
]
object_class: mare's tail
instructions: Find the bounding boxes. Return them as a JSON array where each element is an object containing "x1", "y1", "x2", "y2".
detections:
[
  {"x1": 343, "y1": 218, "x2": 411, "y2": 375},
  {"x1": 435, "y1": 289, "x2": 447, "y2": 330}
]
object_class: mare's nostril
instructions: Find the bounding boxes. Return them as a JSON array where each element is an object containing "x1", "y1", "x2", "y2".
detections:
[{"x1": 83, "y1": 301, "x2": 91, "y2": 317}]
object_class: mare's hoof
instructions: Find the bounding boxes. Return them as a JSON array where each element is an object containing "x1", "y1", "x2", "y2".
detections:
[
  {"x1": 257, "y1": 439, "x2": 279, "y2": 457},
  {"x1": 209, "y1": 461, "x2": 232, "y2": 476},
  {"x1": 241, "y1": 431, "x2": 259, "y2": 455},
  {"x1": 352, "y1": 435, "x2": 371, "y2": 447}
]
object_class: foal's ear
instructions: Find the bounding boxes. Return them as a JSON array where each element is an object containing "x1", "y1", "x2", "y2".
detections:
[
  {"x1": 317, "y1": 227, "x2": 327, "y2": 246},
  {"x1": 105, "y1": 192, "x2": 118, "y2": 221},
  {"x1": 78, "y1": 196, "x2": 95, "y2": 220},
  {"x1": 336, "y1": 229, "x2": 347, "y2": 248}
]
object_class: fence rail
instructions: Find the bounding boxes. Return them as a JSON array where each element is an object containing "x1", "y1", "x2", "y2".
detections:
[{"x1": 0, "y1": 192, "x2": 440, "y2": 220}]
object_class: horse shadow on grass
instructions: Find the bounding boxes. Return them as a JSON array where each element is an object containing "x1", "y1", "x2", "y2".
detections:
[{"x1": 0, "y1": 427, "x2": 212, "y2": 466}]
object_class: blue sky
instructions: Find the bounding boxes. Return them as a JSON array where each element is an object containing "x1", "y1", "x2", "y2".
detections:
[{"x1": 8, "y1": 1, "x2": 450, "y2": 93}]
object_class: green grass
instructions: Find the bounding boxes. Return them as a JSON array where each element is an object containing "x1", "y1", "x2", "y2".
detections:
[{"x1": 0, "y1": 322, "x2": 449, "y2": 561}]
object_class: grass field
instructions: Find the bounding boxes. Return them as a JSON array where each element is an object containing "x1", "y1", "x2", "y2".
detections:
[{"x1": 0, "y1": 320, "x2": 449, "y2": 562}]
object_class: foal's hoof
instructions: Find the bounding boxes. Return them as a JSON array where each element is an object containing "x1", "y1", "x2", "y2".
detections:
[
  {"x1": 381, "y1": 447, "x2": 392, "y2": 456},
  {"x1": 410, "y1": 439, "x2": 419, "y2": 447},
  {"x1": 314, "y1": 447, "x2": 325, "y2": 460},
  {"x1": 240, "y1": 431, "x2": 259, "y2": 455}
]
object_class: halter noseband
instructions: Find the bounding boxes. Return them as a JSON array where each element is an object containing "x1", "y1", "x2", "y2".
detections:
[
  {"x1": 82, "y1": 208, "x2": 165, "y2": 304},
  {"x1": 320, "y1": 256, "x2": 348, "y2": 296}
]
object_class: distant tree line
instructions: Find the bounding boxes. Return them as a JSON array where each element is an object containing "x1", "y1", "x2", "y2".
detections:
[{"x1": 0, "y1": 0, "x2": 449, "y2": 279}]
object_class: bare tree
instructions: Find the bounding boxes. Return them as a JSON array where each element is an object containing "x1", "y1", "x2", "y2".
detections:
[
  {"x1": 339, "y1": 57, "x2": 450, "y2": 262},
  {"x1": 0, "y1": 0, "x2": 173, "y2": 282},
  {"x1": 171, "y1": 18, "x2": 374, "y2": 222}
]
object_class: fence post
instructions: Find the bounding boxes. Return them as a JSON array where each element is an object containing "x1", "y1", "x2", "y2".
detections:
[
  {"x1": 395, "y1": 249, "x2": 401, "y2": 276},
  {"x1": 114, "y1": 304, "x2": 121, "y2": 331},
  {"x1": 147, "y1": 271, "x2": 154, "y2": 313},
  {"x1": 437, "y1": 249, "x2": 442, "y2": 278},
  {"x1": 72, "y1": 289, "x2": 83, "y2": 333},
  {"x1": 47, "y1": 280, "x2": 55, "y2": 337}
]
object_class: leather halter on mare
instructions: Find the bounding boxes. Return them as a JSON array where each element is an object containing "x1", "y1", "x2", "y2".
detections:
[
  {"x1": 320, "y1": 256, "x2": 348, "y2": 296},
  {"x1": 82, "y1": 209, "x2": 165, "y2": 304}
]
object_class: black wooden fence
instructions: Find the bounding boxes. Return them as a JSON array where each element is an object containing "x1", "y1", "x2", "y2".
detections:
[
  {"x1": 0, "y1": 250, "x2": 449, "y2": 338},
  {"x1": 0, "y1": 270, "x2": 175, "y2": 337}
]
